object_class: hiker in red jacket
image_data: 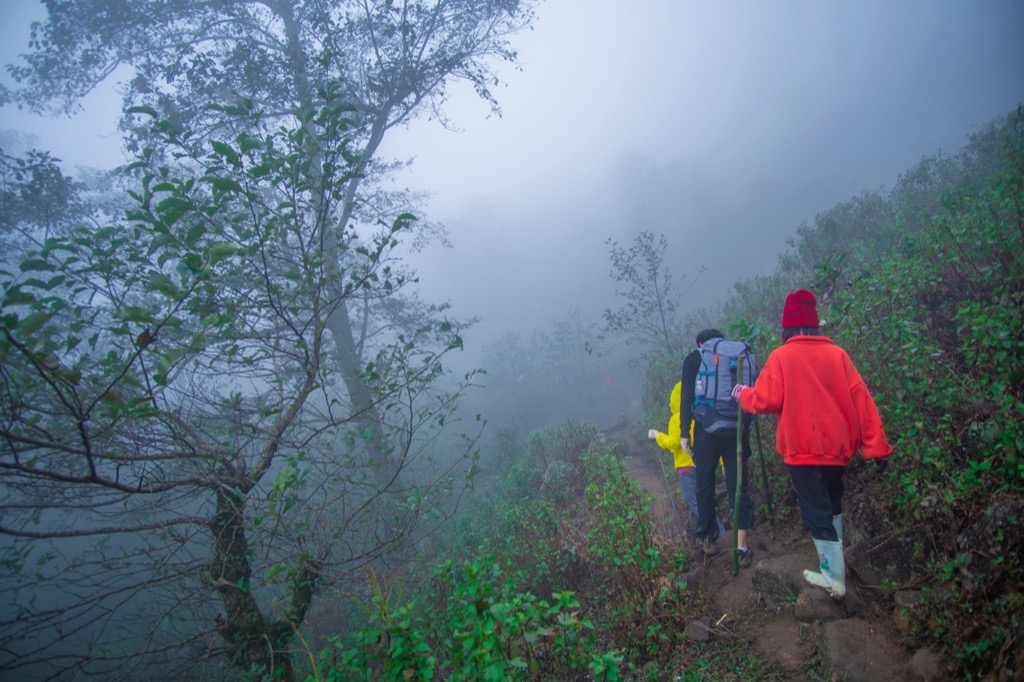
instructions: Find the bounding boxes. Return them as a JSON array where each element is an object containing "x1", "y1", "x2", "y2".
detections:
[{"x1": 731, "y1": 289, "x2": 893, "y2": 600}]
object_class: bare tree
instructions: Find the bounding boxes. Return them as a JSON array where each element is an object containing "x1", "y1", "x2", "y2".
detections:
[{"x1": 603, "y1": 230, "x2": 701, "y2": 360}]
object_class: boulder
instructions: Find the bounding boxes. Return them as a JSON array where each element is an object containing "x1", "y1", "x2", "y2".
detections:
[
  {"x1": 847, "y1": 530, "x2": 918, "y2": 589},
  {"x1": 679, "y1": 566, "x2": 706, "y2": 593},
  {"x1": 903, "y1": 647, "x2": 953, "y2": 681},
  {"x1": 820, "y1": 618, "x2": 907, "y2": 681},
  {"x1": 685, "y1": 616, "x2": 713, "y2": 642},
  {"x1": 753, "y1": 554, "x2": 817, "y2": 601},
  {"x1": 794, "y1": 586, "x2": 863, "y2": 622}
]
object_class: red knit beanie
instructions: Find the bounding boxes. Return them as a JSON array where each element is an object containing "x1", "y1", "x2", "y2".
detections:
[{"x1": 782, "y1": 289, "x2": 819, "y2": 328}]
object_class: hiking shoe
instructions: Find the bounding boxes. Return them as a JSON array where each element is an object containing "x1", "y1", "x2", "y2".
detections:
[
  {"x1": 695, "y1": 538, "x2": 720, "y2": 557},
  {"x1": 738, "y1": 548, "x2": 753, "y2": 568}
]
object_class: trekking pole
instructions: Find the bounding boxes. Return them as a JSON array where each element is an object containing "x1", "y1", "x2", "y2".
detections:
[
  {"x1": 732, "y1": 356, "x2": 745, "y2": 576},
  {"x1": 753, "y1": 415, "x2": 776, "y2": 526}
]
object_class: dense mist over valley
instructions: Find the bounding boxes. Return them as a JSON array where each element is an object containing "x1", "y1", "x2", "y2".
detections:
[
  {"x1": 386, "y1": 1, "x2": 1024, "y2": 366},
  {"x1": 1, "y1": 1, "x2": 1022, "y2": 679},
  {"x1": 4, "y1": 1, "x2": 1022, "y2": 382}
]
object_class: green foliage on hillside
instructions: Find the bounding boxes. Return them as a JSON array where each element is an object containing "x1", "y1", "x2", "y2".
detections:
[
  {"x1": 703, "y1": 106, "x2": 1024, "y2": 679},
  {"x1": 313, "y1": 424, "x2": 646, "y2": 679},
  {"x1": 828, "y1": 111, "x2": 1023, "y2": 679},
  {"x1": 312, "y1": 423, "x2": 765, "y2": 680}
]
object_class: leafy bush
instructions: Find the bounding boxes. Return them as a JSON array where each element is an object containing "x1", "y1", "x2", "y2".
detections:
[
  {"x1": 716, "y1": 107, "x2": 1024, "y2": 679},
  {"x1": 312, "y1": 421, "x2": 698, "y2": 679},
  {"x1": 836, "y1": 109, "x2": 1024, "y2": 509},
  {"x1": 317, "y1": 557, "x2": 615, "y2": 681}
]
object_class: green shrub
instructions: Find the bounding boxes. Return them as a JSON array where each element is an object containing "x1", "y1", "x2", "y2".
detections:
[
  {"x1": 314, "y1": 557, "x2": 619, "y2": 681},
  {"x1": 312, "y1": 422, "x2": 673, "y2": 680}
]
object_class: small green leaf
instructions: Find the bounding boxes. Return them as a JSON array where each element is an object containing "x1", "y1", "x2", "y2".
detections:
[
  {"x1": 126, "y1": 105, "x2": 159, "y2": 118},
  {"x1": 148, "y1": 232, "x2": 177, "y2": 255},
  {"x1": 148, "y1": 272, "x2": 179, "y2": 297},
  {"x1": 210, "y1": 140, "x2": 237, "y2": 160},
  {"x1": 156, "y1": 196, "x2": 193, "y2": 226},
  {"x1": 117, "y1": 306, "x2": 153, "y2": 323},
  {"x1": 184, "y1": 223, "x2": 206, "y2": 247},
  {"x1": 208, "y1": 177, "x2": 242, "y2": 193},
  {"x1": 248, "y1": 162, "x2": 273, "y2": 178},
  {"x1": 209, "y1": 242, "x2": 236, "y2": 262},
  {"x1": 20, "y1": 278, "x2": 52, "y2": 291},
  {"x1": 236, "y1": 134, "x2": 262, "y2": 153},
  {"x1": 3, "y1": 287, "x2": 36, "y2": 306},
  {"x1": 19, "y1": 259, "x2": 54, "y2": 273},
  {"x1": 19, "y1": 311, "x2": 53, "y2": 336}
]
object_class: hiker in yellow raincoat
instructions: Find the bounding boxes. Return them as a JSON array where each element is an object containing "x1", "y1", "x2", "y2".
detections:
[{"x1": 649, "y1": 382, "x2": 726, "y2": 539}]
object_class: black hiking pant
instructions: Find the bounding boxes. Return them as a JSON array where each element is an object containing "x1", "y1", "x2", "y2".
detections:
[
  {"x1": 692, "y1": 423, "x2": 754, "y2": 544},
  {"x1": 786, "y1": 464, "x2": 845, "y2": 542}
]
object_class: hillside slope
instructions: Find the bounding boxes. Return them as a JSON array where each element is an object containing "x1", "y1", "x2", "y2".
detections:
[{"x1": 607, "y1": 416, "x2": 958, "y2": 681}]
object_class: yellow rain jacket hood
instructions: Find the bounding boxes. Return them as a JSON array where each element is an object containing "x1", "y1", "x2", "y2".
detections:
[{"x1": 654, "y1": 382, "x2": 696, "y2": 469}]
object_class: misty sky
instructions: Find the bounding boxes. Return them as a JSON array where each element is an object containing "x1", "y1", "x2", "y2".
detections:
[{"x1": 2, "y1": 0, "x2": 1023, "y2": 367}]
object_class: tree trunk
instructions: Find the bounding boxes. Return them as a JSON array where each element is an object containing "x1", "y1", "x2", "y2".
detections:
[
  {"x1": 280, "y1": 3, "x2": 399, "y2": 493},
  {"x1": 209, "y1": 488, "x2": 298, "y2": 681}
]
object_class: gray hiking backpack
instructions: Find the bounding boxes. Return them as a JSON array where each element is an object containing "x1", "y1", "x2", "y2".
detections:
[{"x1": 691, "y1": 337, "x2": 758, "y2": 433}]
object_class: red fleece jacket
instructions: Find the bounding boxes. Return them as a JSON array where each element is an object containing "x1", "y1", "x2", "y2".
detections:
[{"x1": 737, "y1": 336, "x2": 893, "y2": 466}]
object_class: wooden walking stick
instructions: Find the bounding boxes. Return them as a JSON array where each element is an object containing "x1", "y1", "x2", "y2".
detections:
[{"x1": 732, "y1": 354, "x2": 745, "y2": 576}]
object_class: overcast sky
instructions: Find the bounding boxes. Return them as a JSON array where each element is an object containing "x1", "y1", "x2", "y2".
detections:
[{"x1": 2, "y1": 0, "x2": 1023, "y2": 366}]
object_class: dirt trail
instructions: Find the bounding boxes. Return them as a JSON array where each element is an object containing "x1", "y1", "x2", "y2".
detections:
[
  {"x1": 616, "y1": 429, "x2": 814, "y2": 675},
  {"x1": 604, "y1": 416, "x2": 906, "y2": 681}
]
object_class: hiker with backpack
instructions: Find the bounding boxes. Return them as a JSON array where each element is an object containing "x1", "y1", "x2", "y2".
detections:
[
  {"x1": 731, "y1": 289, "x2": 893, "y2": 601},
  {"x1": 648, "y1": 381, "x2": 726, "y2": 540},
  {"x1": 680, "y1": 328, "x2": 756, "y2": 565}
]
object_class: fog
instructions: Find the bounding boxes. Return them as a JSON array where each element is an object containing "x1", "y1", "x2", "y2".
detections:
[
  {"x1": 3, "y1": 1, "x2": 1022, "y2": 376},
  {"x1": 1, "y1": 2, "x2": 1022, "y2": 678},
  {"x1": 384, "y1": 0, "x2": 1024, "y2": 368}
]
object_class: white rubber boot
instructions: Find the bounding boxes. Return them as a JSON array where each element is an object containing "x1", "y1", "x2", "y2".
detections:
[{"x1": 803, "y1": 539, "x2": 846, "y2": 601}]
